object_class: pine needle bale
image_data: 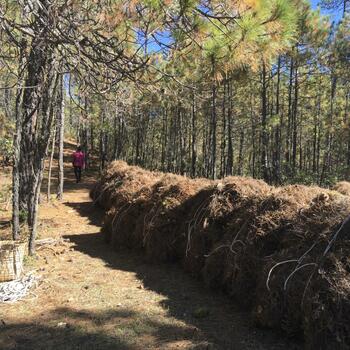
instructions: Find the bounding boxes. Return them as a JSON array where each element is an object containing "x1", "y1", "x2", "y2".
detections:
[
  {"x1": 90, "y1": 161, "x2": 130, "y2": 209},
  {"x1": 304, "y1": 251, "x2": 350, "y2": 349},
  {"x1": 236, "y1": 185, "x2": 327, "y2": 308},
  {"x1": 185, "y1": 178, "x2": 271, "y2": 297},
  {"x1": 107, "y1": 162, "x2": 159, "y2": 209},
  {"x1": 143, "y1": 174, "x2": 210, "y2": 262},
  {"x1": 91, "y1": 161, "x2": 160, "y2": 210},
  {"x1": 253, "y1": 185, "x2": 324, "y2": 249},
  {"x1": 95, "y1": 161, "x2": 161, "y2": 248},
  {"x1": 94, "y1": 162, "x2": 350, "y2": 347},
  {"x1": 102, "y1": 208, "x2": 115, "y2": 243},
  {"x1": 202, "y1": 184, "x2": 326, "y2": 307},
  {"x1": 201, "y1": 181, "x2": 272, "y2": 304},
  {"x1": 301, "y1": 193, "x2": 350, "y2": 348},
  {"x1": 252, "y1": 187, "x2": 334, "y2": 331},
  {"x1": 253, "y1": 191, "x2": 350, "y2": 344},
  {"x1": 110, "y1": 181, "x2": 158, "y2": 251},
  {"x1": 181, "y1": 186, "x2": 217, "y2": 275},
  {"x1": 332, "y1": 181, "x2": 350, "y2": 196}
]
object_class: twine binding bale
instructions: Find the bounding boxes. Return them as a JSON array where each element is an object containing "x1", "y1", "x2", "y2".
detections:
[{"x1": 0, "y1": 240, "x2": 26, "y2": 282}]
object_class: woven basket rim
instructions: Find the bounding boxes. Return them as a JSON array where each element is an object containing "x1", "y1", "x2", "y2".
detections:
[{"x1": 0, "y1": 239, "x2": 26, "y2": 282}]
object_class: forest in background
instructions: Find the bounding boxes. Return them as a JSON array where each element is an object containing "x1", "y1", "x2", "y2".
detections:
[
  {"x1": 68, "y1": 3, "x2": 350, "y2": 186},
  {"x1": 0, "y1": 0, "x2": 349, "y2": 251}
]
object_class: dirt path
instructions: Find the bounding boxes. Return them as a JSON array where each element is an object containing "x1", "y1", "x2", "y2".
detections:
[{"x1": 0, "y1": 151, "x2": 301, "y2": 350}]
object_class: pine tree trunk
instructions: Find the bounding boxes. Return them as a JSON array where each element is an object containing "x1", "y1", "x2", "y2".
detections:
[
  {"x1": 292, "y1": 64, "x2": 299, "y2": 175},
  {"x1": 191, "y1": 94, "x2": 197, "y2": 177},
  {"x1": 12, "y1": 57, "x2": 25, "y2": 240},
  {"x1": 57, "y1": 76, "x2": 65, "y2": 200},
  {"x1": 12, "y1": 0, "x2": 30, "y2": 240},
  {"x1": 273, "y1": 57, "x2": 282, "y2": 184},
  {"x1": 238, "y1": 129, "x2": 244, "y2": 176},
  {"x1": 211, "y1": 84, "x2": 217, "y2": 179},
  {"x1": 312, "y1": 95, "x2": 320, "y2": 173},
  {"x1": 113, "y1": 102, "x2": 118, "y2": 160},
  {"x1": 27, "y1": 68, "x2": 59, "y2": 254},
  {"x1": 226, "y1": 80, "x2": 233, "y2": 176},
  {"x1": 161, "y1": 107, "x2": 167, "y2": 171},
  {"x1": 286, "y1": 56, "x2": 294, "y2": 167},
  {"x1": 260, "y1": 63, "x2": 269, "y2": 182},
  {"x1": 99, "y1": 107, "x2": 106, "y2": 172},
  {"x1": 220, "y1": 81, "x2": 227, "y2": 177},
  {"x1": 320, "y1": 74, "x2": 337, "y2": 184},
  {"x1": 47, "y1": 126, "x2": 57, "y2": 202}
]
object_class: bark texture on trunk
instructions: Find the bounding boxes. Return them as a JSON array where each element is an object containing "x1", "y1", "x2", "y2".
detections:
[{"x1": 57, "y1": 75, "x2": 65, "y2": 201}]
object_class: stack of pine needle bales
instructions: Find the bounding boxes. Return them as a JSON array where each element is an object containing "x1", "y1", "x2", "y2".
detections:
[{"x1": 91, "y1": 162, "x2": 350, "y2": 349}]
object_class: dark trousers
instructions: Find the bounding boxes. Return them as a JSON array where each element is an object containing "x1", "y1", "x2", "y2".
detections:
[{"x1": 74, "y1": 166, "x2": 82, "y2": 182}]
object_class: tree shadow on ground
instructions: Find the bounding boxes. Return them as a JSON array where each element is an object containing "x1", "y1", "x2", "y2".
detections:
[
  {"x1": 41, "y1": 167, "x2": 98, "y2": 194},
  {"x1": 64, "y1": 230, "x2": 302, "y2": 350},
  {"x1": 2, "y1": 306, "x2": 206, "y2": 350},
  {"x1": 59, "y1": 176, "x2": 301, "y2": 349},
  {"x1": 65, "y1": 201, "x2": 104, "y2": 226}
]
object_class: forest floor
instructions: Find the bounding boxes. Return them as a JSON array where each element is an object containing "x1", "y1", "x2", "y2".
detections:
[{"x1": 0, "y1": 143, "x2": 302, "y2": 350}]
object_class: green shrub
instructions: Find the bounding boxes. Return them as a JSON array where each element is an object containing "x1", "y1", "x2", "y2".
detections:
[{"x1": 0, "y1": 135, "x2": 13, "y2": 165}]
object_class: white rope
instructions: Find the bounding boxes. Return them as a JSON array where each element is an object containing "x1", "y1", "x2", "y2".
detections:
[{"x1": 0, "y1": 273, "x2": 39, "y2": 303}]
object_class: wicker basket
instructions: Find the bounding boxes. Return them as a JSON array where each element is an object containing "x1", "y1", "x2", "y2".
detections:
[{"x1": 0, "y1": 240, "x2": 26, "y2": 282}]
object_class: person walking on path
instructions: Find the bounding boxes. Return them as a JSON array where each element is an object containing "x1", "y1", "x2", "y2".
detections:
[{"x1": 72, "y1": 146, "x2": 85, "y2": 183}]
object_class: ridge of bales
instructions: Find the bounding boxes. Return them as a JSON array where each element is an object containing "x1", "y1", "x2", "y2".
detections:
[
  {"x1": 333, "y1": 181, "x2": 350, "y2": 196},
  {"x1": 91, "y1": 162, "x2": 350, "y2": 349},
  {"x1": 90, "y1": 160, "x2": 161, "y2": 211}
]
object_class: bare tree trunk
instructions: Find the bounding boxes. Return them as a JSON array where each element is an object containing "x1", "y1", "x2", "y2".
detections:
[
  {"x1": 57, "y1": 75, "x2": 65, "y2": 200},
  {"x1": 292, "y1": 64, "x2": 299, "y2": 175},
  {"x1": 238, "y1": 129, "x2": 244, "y2": 176},
  {"x1": 12, "y1": 55, "x2": 25, "y2": 240},
  {"x1": 312, "y1": 94, "x2": 320, "y2": 174},
  {"x1": 113, "y1": 101, "x2": 119, "y2": 160},
  {"x1": 320, "y1": 74, "x2": 337, "y2": 185},
  {"x1": 273, "y1": 56, "x2": 282, "y2": 184},
  {"x1": 28, "y1": 159, "x2": 46, "y2": 255},
  {"x1": 19, "y1": 33, "x2": 60, "y2": 254},
  {"x1": 28, "y1": 69, "x2": 59, "y2": 255},
  {"x1": 260, "y1": 63, "x2": 269, "y2": 182},
  {"x1": 47, "y1": 126, "x2": 57, "y2": 202},
  {"x1": 286, "y1": 55, "x2": 294, "y2": 167},
  {"x1": 161, "y1": 107, "x2": 168, "y2": 172},
  {"x1": 220, "y1": 81, "x2": 227, "y2": 177},
  {"x1": 191, "y1": 93, "x2": 197, "y2": 177},
  {"x1": 226, "y1": 80, "x2": 233, "y2": 176},
  {"x1": 211, "y1": 83, "x2": 217, "y2": 179}
]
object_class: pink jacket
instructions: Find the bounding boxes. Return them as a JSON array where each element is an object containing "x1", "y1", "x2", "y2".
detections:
[{"x1": 72, "y1": 151, "x2": 85, "y2": 168}]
